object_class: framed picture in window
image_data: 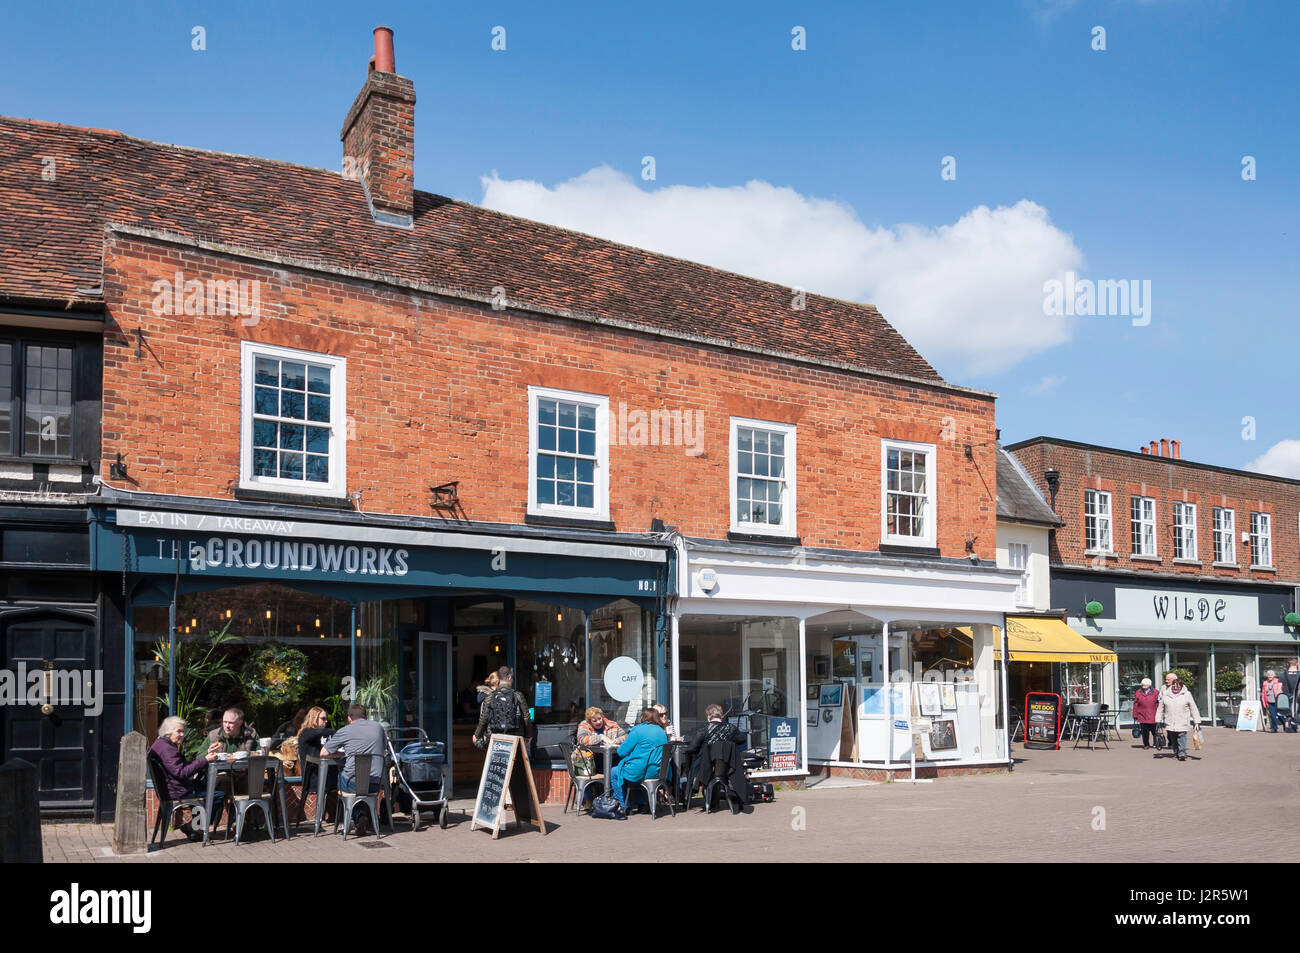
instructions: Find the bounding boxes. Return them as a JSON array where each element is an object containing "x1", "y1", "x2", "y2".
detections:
[
  {"x1": 917, "y1": 682, "x2": 942, "y2": 716},
  {"x1": 929, "y1": 719, "x2": 957, "y2": 750},
  {"x1": 818, "y1": 683, "x2": 842, "y2": 708},
  {"x1": 940, "y1": 684, "x2": 957, "y2": 710},
  {"x1": 813, "y1": 659, "x2": 829, "y2": 680},
  {"x1": 806, "y1": 708, "x2": 818, "y2": 727},
  {"x1": 806, "y1": 684, "x2": 819, "y2": 702}
]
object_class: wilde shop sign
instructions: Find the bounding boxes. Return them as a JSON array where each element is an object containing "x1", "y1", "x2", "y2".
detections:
[{"x1": 1114, "y1": 587, "x2": 1258, "y2": 632}]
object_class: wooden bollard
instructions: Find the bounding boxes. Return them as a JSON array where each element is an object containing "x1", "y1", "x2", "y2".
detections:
[
  {"x1": 0, "y1": 758, "x2": 42, "y2": 863},
  {"x1": 113, "y1": 731, "x2": 148, "y2": 855}
]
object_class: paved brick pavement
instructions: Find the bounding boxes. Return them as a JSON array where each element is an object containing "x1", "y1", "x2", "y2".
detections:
[{"x1": 40, "y1": 726, "x2": 1298, "y2": 863}]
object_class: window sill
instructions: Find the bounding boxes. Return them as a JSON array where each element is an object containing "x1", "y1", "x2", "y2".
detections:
[
  {"x1": 1211, "y1": 562, "x2": 1240, "y2": 569},
  {"x1": 233, "y1": 487, "x2": 354, "y2": 509},
  {"x1": 1249, "y1": 565, "x2": 1276, "y2": 573},
  {"x1": 1083, "y1": 550, "x2": 1116, "y2": 558},
  {"x1": 727, "y1": 530, "x2": 801, "y2": 546},
  {"x1": 1171, "y1": 559, "x2": 1202, "y2": 567},
  {"x1": 524, "y1": 513, "x2": 616, "y2": 532},
  {"x1": 878, "y1": 543, "x2": 941, "y2": 558},
  {"x1": 1129, "y1": 554, "x2": 1161, "y2": 562},
  {"x1": 0, "y1": 456, "x2": 91, "y2": 468}
]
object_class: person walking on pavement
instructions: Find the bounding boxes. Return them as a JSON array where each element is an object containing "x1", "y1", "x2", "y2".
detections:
[
  {"x1": 1132, "y1": 678, "x2": 1161, "y2": 749},
  {"x1": 1261, "y1": 670, "x2": 1286, "y2": 733},
  {"x1": 1156, "y1": 676, "x2": 1201, "y2": 761},
  {"x1": 1281, "y1": 659, "x2": 1300, "y2": 732}
]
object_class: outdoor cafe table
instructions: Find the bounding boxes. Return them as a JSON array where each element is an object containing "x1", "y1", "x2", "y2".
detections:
[
  {"x1": 203, "y1": 754, "x2": 293, "y2": 843},
  {"x1": 308, "y1": 751, "x2": 345, "y2": 836}
]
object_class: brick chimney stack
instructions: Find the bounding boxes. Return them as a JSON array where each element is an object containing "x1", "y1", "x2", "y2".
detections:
[
  {"x1": 1140, "y1": 439, "x2": 1182, "y2": 458},
  {"x1": 341, "y1": 26, "x2": 416, "y2": 228}
]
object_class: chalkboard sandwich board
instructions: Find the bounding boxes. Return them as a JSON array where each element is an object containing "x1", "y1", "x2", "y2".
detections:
[{"x1": 471, "y1": 734, "x2": 547, "y2": 839}]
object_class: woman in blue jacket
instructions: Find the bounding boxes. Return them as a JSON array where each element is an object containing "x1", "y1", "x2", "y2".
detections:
[{"x1": 611, "y1": 709, "x2": 668, "y2": 811}]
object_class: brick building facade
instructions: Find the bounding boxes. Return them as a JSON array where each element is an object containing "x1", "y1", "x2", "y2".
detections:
[
  {"x1": 1007, "y1": 436, "x2": 1300, "y2": 727},
  {"x1": 0, "y1": 28, "x2": 1019, "y2": 819}
]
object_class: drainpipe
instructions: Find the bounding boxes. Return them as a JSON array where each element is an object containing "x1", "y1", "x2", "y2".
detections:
[{"x1": 1001, "y1": 612, "x2": 1012, "y2": 771}]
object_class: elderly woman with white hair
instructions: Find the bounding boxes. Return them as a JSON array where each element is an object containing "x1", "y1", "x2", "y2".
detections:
[
  {"x1": 1261, "y1": 670, "x2": 1286, "y2": 733},
  {"x1": 148, "y1": 716, "x2": 221, "y2": 839},
  {"x1": 1131, "y1": 678, "x2": 1162, "y2": 749}
]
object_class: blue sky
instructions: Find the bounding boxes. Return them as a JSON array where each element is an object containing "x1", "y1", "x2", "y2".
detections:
[{"x1": 2, "y1": 1, "x2": 1296, "y2": 472}]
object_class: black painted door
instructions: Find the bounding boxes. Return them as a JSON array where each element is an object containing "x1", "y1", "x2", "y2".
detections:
[{"x1": 2, "y1": 612, "x2": 97, "y2": 808}]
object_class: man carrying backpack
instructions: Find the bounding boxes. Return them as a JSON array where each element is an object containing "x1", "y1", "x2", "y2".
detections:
[
  {"x1": 473, "y1": 666, "x2": 532, "y2": 747},
  {"x1": 1281, "y1": 658, "x2": 1300, "y2": 732}
]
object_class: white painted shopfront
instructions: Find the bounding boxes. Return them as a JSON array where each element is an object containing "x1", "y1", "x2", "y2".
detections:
[{"x1": 670, "y1": 538, "x2": 1022, "y2": 776}]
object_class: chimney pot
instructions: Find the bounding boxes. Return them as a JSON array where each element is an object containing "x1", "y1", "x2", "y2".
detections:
[
  {"x1": 1171, "y1": 439, "x2": 1180, "y2": 459},
  {"x1": 1150, "y1": 440, "x2": 1159, "y2": 456},
  {"x1": 1160, "y1": 438, "x2": 1169, "y2": 458},
  {"x1": 1140, "y1": 446, "x2": 1149, "y2": 454},
  {"x1": 373, "y1": 26, "x2": 395, "y2": 74}
]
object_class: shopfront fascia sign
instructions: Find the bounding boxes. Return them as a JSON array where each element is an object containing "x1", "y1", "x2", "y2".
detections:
[
  {"x1": 96, "y1": 509, "x2": 665, "y2": 598},
  {"x1": 1114, "y1": 587, "x2": 1259, "y2": 631}
]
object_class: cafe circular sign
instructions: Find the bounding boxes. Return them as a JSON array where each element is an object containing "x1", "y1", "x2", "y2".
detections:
[{"x1": 603, "y1": 656, "x2": 645, "y2": 703}]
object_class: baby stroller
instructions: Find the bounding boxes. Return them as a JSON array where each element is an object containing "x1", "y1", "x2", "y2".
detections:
[{"x1": 386, "y1": 728, "x2": 452, "y2": 830}]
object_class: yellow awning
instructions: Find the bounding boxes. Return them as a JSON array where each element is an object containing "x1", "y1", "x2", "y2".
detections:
[{"x1": 959, "y1": 618, "x2": 1116, "y2": 663}]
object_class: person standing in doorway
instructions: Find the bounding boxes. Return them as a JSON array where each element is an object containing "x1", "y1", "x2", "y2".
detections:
[
  {"x1": 473, "y1": 666, "x2": 532, "y2": 746},
  {"x1": 1156, "y1": 676, "x2": 1201, "y2": 761},
  {"x1": 1132, "y1": 678, "x2": 1161, "y2": 749},
  {"x1": 1261, "y1": 670, "x2": 1285, "y2": 733}
]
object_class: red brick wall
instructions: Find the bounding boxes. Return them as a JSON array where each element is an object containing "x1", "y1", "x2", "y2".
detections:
[
  {"x1": 1008, "y1": 440, "x2": 1300, "y2": 584},
  {"x1": 101, "y1": 236, "x2": 997, "y2": 557}
]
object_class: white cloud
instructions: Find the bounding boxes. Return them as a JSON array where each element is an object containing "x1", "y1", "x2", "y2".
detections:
[
  {"x1": 1246, "y1": 440, "x2": 1300, "y2": 479},
  {"x1": 480, "y1": 166, "x2": 1083, "y2": 377},
  {"x1": 1025, "y1": 375, "x2": 1065, "y2": 396}
]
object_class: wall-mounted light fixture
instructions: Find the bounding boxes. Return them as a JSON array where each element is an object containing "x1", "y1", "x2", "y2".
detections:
[{"x1": 1044, "y1": 468, "x2": 1060, "y2": 512}]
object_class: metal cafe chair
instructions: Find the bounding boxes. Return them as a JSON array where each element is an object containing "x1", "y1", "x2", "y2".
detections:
[
  {"x1": 229, "y1": 755, "x2": 277, "y2": 845},
  {"x1": 334, "y1": 753, "x2": 396, "y2": 840},
  {"x1": 147, "y1": 753, "x2": 211, "y2": 849},
  {"x1": 558, "y1": 741, "x2": 605, "y2": 815}
]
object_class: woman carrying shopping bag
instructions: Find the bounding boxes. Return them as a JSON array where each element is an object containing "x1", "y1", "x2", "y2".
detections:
[
  {"x1": 1261, "y1": 670, "x2": 1286, "y2": 733},
  {"x1": 1155, "y1": 676, "x2": 1201, "y2": 762}
]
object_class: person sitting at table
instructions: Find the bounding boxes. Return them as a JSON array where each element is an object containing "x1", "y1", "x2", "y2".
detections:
[
  {"x1": 610, "y1": 708, "x2": 669, "y2": 813},
  {"x1": 148, "y1": 715, "x2": 222, "y2": 840},
  {"x1": 294, "y1": 706, "x2": 337, "y2": 822},
  {"x1": 651, "y1": 702, "x2": 681, "y2": 741},
  {"x1": 205, "y1": 707, "x2": 259, "y2": 754},
  {"x1": 684, "y1": 703, "x2": 750, "y2": 815},
  {"x1": 271, "y1": 707, "x2": 308, "y2": 750},
  {"x1": 321, "y1": 704, "x2": 386, "y2": 795},
  {"x1": 576, "y1": 706, "x2": 626, "y2": 748}
]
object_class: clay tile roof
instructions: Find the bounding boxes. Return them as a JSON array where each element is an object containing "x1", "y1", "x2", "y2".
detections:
[
  {"x1": 0, "y1": 115, "x2": 944, "y2": 384},
  {"x1": 997, "y1": 446, "x2": 1064, "y2": 527}
]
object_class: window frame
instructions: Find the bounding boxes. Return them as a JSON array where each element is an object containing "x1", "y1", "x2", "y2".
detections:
[
  {"x1": 239, "y1": 341, "x2": 348, "y2": 498},
  {"x1": 1084, "y1": 489, "x2": 1113, "y2": 554},
  {"x1": 1007, "y1": 541, "x2": 1031, "y2": 607},
  {"x1": 728, "y1": 417, "x2": 797, "y2": 537},
  {"x1": 880, "y1": 438, "x2": 937, "y2": 547},
  {"x1": 0, "y1": 336, "x2": 78, "y2": 460},
  {"x1": 526, "y1": 385, "x2": 610, "y2": 521},
  {"x1": 1250, "y1": 511, "x2": 1273, "y2": 568},
  {"x1": 1129, "y1": 495, "x2": 1158, "y2": 558},
  {"x1": 1172, "y1": 501, "x2": 1198, "y2": 561},
  {"x1": 1212, "y1": 507, "x2": 1237, "y2": 565}
]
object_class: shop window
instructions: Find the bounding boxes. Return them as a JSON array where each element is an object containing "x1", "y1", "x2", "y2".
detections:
[
  {"x1": 131, "y1": 583, "x2": 355, "y2": 749},
  {"x1": 881, "y1": 439, "x2": 936, "y2": 546},
  {"x1": 679, "y1": 614, "x2": 799, "y2": 772},
  {"x1": 1172, "y1": 501, "x2": 1198, "y2": 560},
  {"x1": 1250, "y1": 512, "x2": 1272, "y2": 568},
  {"x1": 527, "y1": 386, "x2": 609, "y2": 520},
  {"x1": 240, "y1": 341, "x2": 347, "y2": 497},
  {"x1": 730, "y1": 418, "x2": 796, "y2": 536},
  {"x1": 514, "y1": 601, "x2": 588, "y2": 726},
  {"x1": 1130, "y1": 495, "x2": 1157, "y2": 557},
  {"x1": 1212, "y1": 507, "x2": 1236, "y2": 564},
  {"x1": 1084, "y1": 490, "x2": 1112, "y2": 553}
]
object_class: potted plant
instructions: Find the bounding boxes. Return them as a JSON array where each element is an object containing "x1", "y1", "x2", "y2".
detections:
[
  {"x1": 151, "y1": 620, "x2": 242, "y2": 758},
  {"x1": 1215, "y1": 666, "x2": 1246, "y2": 727},
  {"x1": 355, "y1": 665, "x2": 398, "y2": 727}
]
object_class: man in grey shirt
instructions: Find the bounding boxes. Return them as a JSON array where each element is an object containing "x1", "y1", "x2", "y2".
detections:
[{"x1": 321, "y1": 703, "x2": 386, "y2": 792}]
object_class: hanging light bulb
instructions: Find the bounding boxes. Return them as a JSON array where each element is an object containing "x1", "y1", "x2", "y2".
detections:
[
  {"x1": 356, "y1": 627, "x2": 362, "y2": 639},
  {"x1": 556, "y1": 611, "x2": 562, "y2": 622},
  {"x1": 226, "y1": 609, "x2": 232, "y2": 619},
  {"x1": 616, "y1": 616, "x2": 623, "y2": 631},
  {"x1": 266, "y1": 609, "x2": 272, "y2": 620}
]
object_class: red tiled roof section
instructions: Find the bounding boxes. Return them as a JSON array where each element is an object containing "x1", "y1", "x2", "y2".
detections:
[{"x1": 0, "y1": 115, "x2": 943, "y2": 383}]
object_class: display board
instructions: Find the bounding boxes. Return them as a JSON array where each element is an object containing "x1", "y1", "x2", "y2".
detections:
[
  {"x1": 1024, "y1": 692, "x2": 1062, "y2": 749},
  {"x1": 1235, "y1": 700, "x2": 1261, "y2": 732},
  {"x1": 769, "y1": 716, "x2": 800, "y2": 771},
  {"x1": 470, "y1": 734, "x2": 546, "y2": 839},
  {"x1": 807, "y1": 684, "x2": 844, "y2": 760}
]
